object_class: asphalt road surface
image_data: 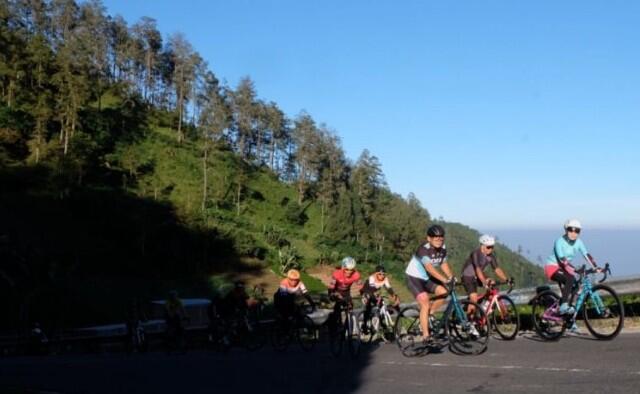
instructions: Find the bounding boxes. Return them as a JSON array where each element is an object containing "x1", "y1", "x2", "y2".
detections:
[{"x1": 2, "y1": 331, "x2": 640, "y2": 394}]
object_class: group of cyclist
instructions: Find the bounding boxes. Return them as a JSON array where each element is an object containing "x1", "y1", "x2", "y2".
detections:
[{"x1": 168, "y1": 217, "x2": 600, "y2": 348}]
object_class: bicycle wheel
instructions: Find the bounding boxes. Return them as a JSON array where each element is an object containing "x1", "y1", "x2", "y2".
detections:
[
  {"x1": 346, "y1": 312, "x2": 362, "y2": 358},
  {"x1": 357, "y1": 311, "x2": 378, "y2": 344},
  {"x1": 243, "y1": 318, "x2": 267, "y2": 351},
  {"x1": 531, "y1": 290, "x2": 565, "y2": 340},
  {"x1": 446, "y1": 300, "x2": 489, "y2": 355},
  {"x1": 491, "y1": 295, "x2": 520, "y2": 340},
  {"x1": 394, "y1": 306, "x2": 424, "y2": 357},
  {"x1": 296, "y1": 315, "x2": 318, "y2": 352},
  {"x1": 270, "y1": 318, "x2": 292, "y2": 351},
  {"x1": 379, "y1": 308, "x2": 397, "y2": 343},
  {"x1": 328, "y1": 311, "x2": 345, "y2": 357},
  {"x1": 582, "y1": 284, "x2": 624, "y2": 340}
]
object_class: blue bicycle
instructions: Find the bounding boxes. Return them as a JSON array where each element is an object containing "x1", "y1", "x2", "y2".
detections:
[
  {"x1": 394, "y1": 279, "x2": 490, "y2": 356},
  {"x1": 531, "y1": 263, "x2": 624, "y2": 340}
]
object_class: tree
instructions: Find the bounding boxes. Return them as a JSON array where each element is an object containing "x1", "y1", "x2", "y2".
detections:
[
  {"x1": 291, "y1": 111, "x2": 321, "y2": 204},
  {"x1": 166, "y1": 33, "x2": 200, "y2": 143},
  {"x1": 131, "y1": 17, "x2": 162, "y2": 103},
  {"x1": 230, "y1": 77, "x2": 258, "y2": 159},
  {"x1": 197, "y1": 71, "x2": 231, "y2": 213}
]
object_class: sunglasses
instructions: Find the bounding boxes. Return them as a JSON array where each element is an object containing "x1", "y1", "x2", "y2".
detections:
[
  {"x1": 485, "y1": 245, "x2": 494, "y2": 249},
  {"x1": 566, "y1": 227, "x2": 581, "y2": 234}
]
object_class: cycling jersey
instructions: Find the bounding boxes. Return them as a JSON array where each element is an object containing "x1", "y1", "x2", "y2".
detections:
[
  {"x1": 360, "y1": 274, "x2": 392, "y2": 295},
  {"x1": 329, "y1": 269, "x2": 361, "y2": 293},
  {"x1": 544, "y1": 235, "x2": 589, "y2": 279},
  {"x1": 277, "y1": 278, "x2": 308, "y2": 296},
  {"x1": 462, "y1": 248, "x2": 499, "y2": 278},
  {"x1": 545, "y1": 236, "x2": 589, "y2": 266},
  {"x1": 405, "y1": 242, "x2": 447, "y2": 280}
]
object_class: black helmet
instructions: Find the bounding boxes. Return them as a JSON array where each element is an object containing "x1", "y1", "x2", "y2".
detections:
[
  {"x1": 427, "y1": 224, "x2": 445, "y2": 237},
  {"x1": 375, "y1": 264, "x2": 386, "y2": 273}
]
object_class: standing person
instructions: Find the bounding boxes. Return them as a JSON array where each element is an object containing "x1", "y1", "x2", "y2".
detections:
[
  {"x1": 545, "y1": 219, "x2": 601, "y2": 315},
  {"x1": 165, "y1": 290, "x2": 188, "y2": 352},
  {"x1": 461, "y1": 234, "x2": 509, "y2": 310},
  {"x1": 404, "y1": 224, "x2": 454, "y2": 343}
]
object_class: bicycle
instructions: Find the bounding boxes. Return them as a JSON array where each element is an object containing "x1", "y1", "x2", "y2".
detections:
[
  {"x1": 271, "y1": 300, "x2": 319, "y2": 352},
  {"x1": 208, "y1": 307, "x2": 267, "y2": 352},
  {"x1": 126, "y1": 320, "x2": 148, "y2": 353},
  {"x1": 394, "y1": 279, "x2": 490, "y2": 356},
  {"x1": 357, "y1": 295, "x2": 398, "y2": 344},
  {"x1": 328, "y1": 296, "x2": 362, "y2": 358},
  {"x1": 531, "y1": 263, "x2": 624, "y2": 341},
  {"x1": 477, "y1": 278, "x2": 520, "y2": 340}
]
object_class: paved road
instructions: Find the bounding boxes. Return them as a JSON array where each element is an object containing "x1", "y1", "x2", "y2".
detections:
[{"x1": 2, "y1": 331, "x2": 640, "y2": 394}]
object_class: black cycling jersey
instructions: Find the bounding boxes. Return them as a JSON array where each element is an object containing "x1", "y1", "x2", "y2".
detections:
[{"x1": 461, "y1": 248, "x2": 498, "y2": 278}]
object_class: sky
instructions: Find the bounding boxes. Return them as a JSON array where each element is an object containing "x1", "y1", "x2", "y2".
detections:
[{"x1": 102, "y1": 0, "x2": 640, "y2": 229}]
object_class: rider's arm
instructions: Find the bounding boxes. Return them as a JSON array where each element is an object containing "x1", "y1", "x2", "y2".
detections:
[
  {"x1": 494, "y1": 267, "x2": 508, "y2": 282},
  {"x1": 579, "y1": 240, "x2": 598, "y2": 269},
  {"x1": 426, "y1": 262, "x2": 451, "y2": 284}
]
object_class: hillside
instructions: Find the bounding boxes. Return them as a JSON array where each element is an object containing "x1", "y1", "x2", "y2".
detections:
[{"x1": 0, "y1": 1, "x2": 542, "y2": 331}]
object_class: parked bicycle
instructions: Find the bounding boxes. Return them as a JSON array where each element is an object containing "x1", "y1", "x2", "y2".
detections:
[
  {"x1": 271, "y1": 301, "x2": 318, "y2": 352},
  {"x1": 328, "y1": 298, "x2": 362, "y2": 358},
  {"x1": 394, "y1": 279, "x2": 490, "y2": 356},
  {"x1": 357, "y1": 295, "x2": 398, "y2": 344},
  {"x1": 477, "y1": 278, "x2": 520, "y2": 340},
  {"x1": 531, "y1": 263, "x2": 624, "y2": 340}
]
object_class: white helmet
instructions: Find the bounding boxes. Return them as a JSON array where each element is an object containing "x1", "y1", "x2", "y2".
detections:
[
  {"x1": 341, "y1": 256, "x2": 356, "y2": 270},
  {"x1": 479, "y1": 234, "x2": 495, "y2": 246},
  {"x1": 564, "y1": 219, "x2": 582, "y2": 230}
]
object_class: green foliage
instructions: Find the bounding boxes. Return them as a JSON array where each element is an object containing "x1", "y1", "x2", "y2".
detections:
[{"x1": 0, "y1": 1, "x2": 544, "y2": 331}]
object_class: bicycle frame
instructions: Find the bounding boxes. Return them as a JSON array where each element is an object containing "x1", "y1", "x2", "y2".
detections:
[
  {"x1": 480, "y1": 281, "x2": 513, "y2": 319},
  {"x1": 542, "y1": 264, "x2": 610, "y2": 322}
]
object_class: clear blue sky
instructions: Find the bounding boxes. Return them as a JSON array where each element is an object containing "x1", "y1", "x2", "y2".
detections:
[{"x1": 102, "y1": 0, "x2": 640, "y2": 230}]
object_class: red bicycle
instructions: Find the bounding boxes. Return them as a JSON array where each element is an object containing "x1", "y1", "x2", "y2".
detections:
[{"x1": 477, "y1": 279, "x2": 520, "y2": 340}]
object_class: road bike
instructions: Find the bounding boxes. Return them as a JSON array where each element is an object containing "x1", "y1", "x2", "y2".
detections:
[
  {"x1": 357, "y1": 295, "x2": 398, "y2": 344},
  {"x1": 477, "y1": 278, "x2": 520, "y2": 340},
  {"x1": 328, "y1": 296, "x2": 362, "y2": 358},
  {"x1": 394, "y1": 279, "x2": 489, "y2": 356},
  {"x1": 271, "y1": 300, "x2": 319, "y2": 352},
  {"x1": 208, "y1": 308, "x2": 267, "y2": 352},
  {"x1": 531, "y1": 263, "x2": 624, "y2": 340}
]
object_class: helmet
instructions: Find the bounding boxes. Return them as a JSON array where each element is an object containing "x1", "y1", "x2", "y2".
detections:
[
  {"x1": 341, "y1": 256, "x2": 356, "y2": 270},
  {"x1": 286, "y1": 269, "x2": 300, "y2": 280},
  {"x1": 564, "y1": 219, "x2": 582, "y2": 230},
  {"x1": 375, "y1": 264, "x2": 386, "y2": 274},
  {"x1": 479, "y1": 234, "x2": 495, "y2": 246},
  {"x1": 427, "y1": 224, "x2": 445, "y2": 237}
]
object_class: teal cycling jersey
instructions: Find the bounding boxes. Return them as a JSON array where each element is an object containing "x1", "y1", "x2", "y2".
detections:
[{"x1": 545, "y1": 236, "x2": 588, "y2": 266}]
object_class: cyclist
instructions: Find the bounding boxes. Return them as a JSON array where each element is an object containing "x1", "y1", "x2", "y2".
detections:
[
  {"x1": 328, "y1": 257, "x2": 362, "y2": 325},
  {"x1": 360, "y1": 264, "x2": 400, "y2": 333},
  {"x1": 217, "y1": 281, "x2": 251, "y2": 319},
  {"x1": 544, "y1": 219, "x2": 601, "y2": 315},
  {"x1": 405, "y1": 224, "x2": 454, "y2": 343},
  {"x1": 274, "y1": 269, "x2": 316, "y2": 320},
  {"x1": 461, "y1": 234, "x2": 509, "y2": 311}
]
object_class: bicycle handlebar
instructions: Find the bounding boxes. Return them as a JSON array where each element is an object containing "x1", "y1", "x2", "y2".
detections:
[{"x1": 576, "y1": 262, "x2": 610, "y2": 283}]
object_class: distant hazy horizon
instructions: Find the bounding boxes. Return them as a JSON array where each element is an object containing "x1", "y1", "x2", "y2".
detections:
[{"x1": 481, "y1": 228, "x2": 640, "y2": 277}]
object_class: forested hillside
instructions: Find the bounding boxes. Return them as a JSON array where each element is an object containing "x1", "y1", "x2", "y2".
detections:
[{"x1": 0, "y1": 0, "x2": 543, "y2": 329}]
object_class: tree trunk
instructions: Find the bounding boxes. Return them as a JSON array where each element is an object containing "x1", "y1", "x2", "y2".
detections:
[{"x1": 202, "y1": 145, "x2": 208, "y2": 213}]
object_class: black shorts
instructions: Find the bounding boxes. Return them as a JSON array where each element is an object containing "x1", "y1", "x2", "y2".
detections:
[
  {"x1": 462, "y1": 276, "x2": 483, "y2": 294},
  {"x1": 406, "y1": 276, "x2": 444, "y2": 298}
]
